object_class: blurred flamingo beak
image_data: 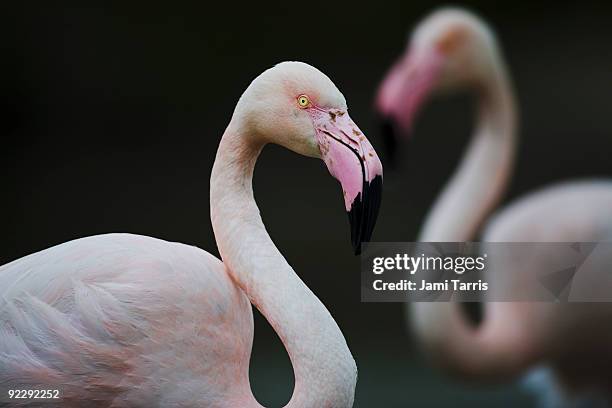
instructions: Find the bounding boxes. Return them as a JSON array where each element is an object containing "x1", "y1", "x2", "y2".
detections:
[
  {"x1": 375, "y1": 48, "x2": 444, "y2": 138},
  {"x1": 310, "y1": 108, "x2": 383, "y2": 255}
]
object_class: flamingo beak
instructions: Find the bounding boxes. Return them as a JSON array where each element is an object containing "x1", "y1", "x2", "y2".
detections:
[
  {"x1": 374, "y1": 113, "x2": 399, "y2": 169},
  {"x1": 375, "y1": 48, "x2": 444, "y2": 152},
  {"x1": 310, "y1": 108, "x2": 383, "y2": 255}
]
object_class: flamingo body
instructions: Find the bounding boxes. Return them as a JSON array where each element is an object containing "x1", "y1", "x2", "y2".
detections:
[
  {"x1": 1, "y1": 234, "x2": 255, "y2": 406},
  {"x1": 485, "y1": 181, "x2": 612, "y2": 243},
  {"x1": 483, "y1": 181, "x2": 612, "y2": 404}
]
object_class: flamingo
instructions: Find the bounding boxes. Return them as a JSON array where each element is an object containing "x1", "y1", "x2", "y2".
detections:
[
  {"x1": 376, "y1": 8, "x2": 612, "y2": 406},
  {"x1": 0, "y1": 61, "x2": 383, "y2": 407}
]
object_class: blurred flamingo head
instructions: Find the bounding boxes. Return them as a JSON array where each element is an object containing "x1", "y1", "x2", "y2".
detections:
[{"x1": 376, "y1": 8, "x2": 499, "y2": 141}]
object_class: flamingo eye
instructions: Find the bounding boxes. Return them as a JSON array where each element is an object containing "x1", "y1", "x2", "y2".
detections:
[{"x1": 297, "y1": 95, "x2": 311, "y2": 108}]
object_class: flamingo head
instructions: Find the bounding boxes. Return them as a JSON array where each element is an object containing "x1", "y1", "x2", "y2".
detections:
[
  {"x1": 376, "y1": 8, "x2": 499, "y2": 145},
  {"x1": 235, "y1": 61, "x2": 383, "y2": 254}
]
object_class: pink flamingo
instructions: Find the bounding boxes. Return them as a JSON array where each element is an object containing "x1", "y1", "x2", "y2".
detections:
[
  {"x1": 377, "y1": 8, "x2": 612, "y2": 406},
  {"x1": 0, "y1": 61, "x2": 383, "y2": 407}
]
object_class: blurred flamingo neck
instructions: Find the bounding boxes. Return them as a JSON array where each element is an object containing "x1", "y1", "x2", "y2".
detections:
[
  {"x1": 411, "y1": 53, "x2": 525, "y2": 379},
  {"x1": 210, "y1": 123, "x2": 356, "y2": 407},
  {"x1": 420, "y1": 57, "x2": 517, "y2": 241}
]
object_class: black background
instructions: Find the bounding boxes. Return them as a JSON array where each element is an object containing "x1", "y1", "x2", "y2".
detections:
[{"x1": 2, "y1": 1, "x2": 612, "y2": 406}]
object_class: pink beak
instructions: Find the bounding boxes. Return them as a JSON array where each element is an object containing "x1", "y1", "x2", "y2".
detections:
[
  {"x1": 376, "y1": 49, "x2": 444, "y2": 134},
  {"x1": 309, "y1": 108, "x2": 383, "y2": 254}
]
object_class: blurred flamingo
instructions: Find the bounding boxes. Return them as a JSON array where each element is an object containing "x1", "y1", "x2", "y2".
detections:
[
  {"x1": 0, "y1": 61, "x2": 383, "y2": 407},
  {"x1": 376, "y1": 8, "x2": 612, "y2": 407}
]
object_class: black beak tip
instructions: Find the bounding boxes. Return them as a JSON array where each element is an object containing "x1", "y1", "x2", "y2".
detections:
[
  {"x1": 374, "y1": 113, "x2": 398, "y2": 170},
  {"x1": 353, "y1": 241, "x2": 362, "y2": 256},
  {"x1": 347, "y1": 175, "x2": 383, "y2": 256}
]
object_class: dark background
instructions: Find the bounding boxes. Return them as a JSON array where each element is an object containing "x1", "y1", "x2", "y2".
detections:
[{"x1": 2, "y1": 1, "x2": 611, "y2": 406}]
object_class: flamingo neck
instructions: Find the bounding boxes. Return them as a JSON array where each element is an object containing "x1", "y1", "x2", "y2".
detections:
[
  {"x1": 411, "y1": 53, "x2": 527, "y2": 379},
  {"x1": 419, "y1": 57, "x2": 517, "y2": 242},
  {"x1": 210, "y1": 122, "x2": 356, "y2": 408}
]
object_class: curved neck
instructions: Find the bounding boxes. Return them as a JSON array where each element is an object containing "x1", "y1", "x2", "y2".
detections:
[
  {"x1": 210, "y1": 122, "x2": 356, "y2": 408},
  {"x1": 419, "y1": 59, "x2": 517, "y2": 242},
  {"x1": 411, "y1": 55, "x2": 528, "y2": 379}
]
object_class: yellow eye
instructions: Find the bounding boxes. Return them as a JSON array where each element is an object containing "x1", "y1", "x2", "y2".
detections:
[{"x1": 297, "y1": 95, "x2": 310, "y2": 108}]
